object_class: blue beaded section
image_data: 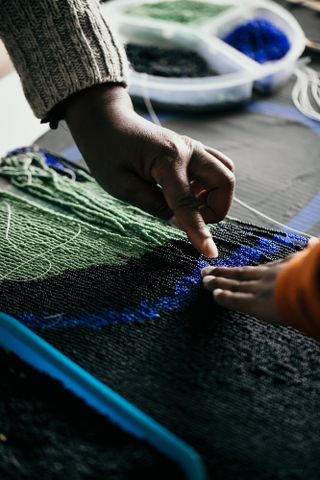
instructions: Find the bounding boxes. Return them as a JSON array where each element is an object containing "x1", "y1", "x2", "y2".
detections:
[{"x1": 16, "y1": 232, "x2": 307, "y2": 331}]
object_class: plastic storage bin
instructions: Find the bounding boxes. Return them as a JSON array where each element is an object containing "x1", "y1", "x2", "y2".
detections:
[{"x1": 102, "y1": 0, "x2": 305, "y2": 110}]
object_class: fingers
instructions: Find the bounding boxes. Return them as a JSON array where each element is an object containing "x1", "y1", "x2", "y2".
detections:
[
  {"x1": 190, "y1": 180, "x2": 206, "y2": 198},
  {"x1": 190, "y1": 181, "x2": 219, "y2": 224},
  {"x1": 201, "y1": 265, "x2": 267, "y2": 280},
  {"x1": 198, "y1": 204, "x2": 221, "y2": 224},
  {"x1": 151, "y1": 151, "x2": 218, "y2": 258},
  {"x1": 189, "y1": 144, "x2": 235, "y2": 223},
  {"x1": 213, "y1": 289, "x2": 257, "y2": 315},
  {"x1": 149, "y1": 136, "x2": 235, "y2": 257},
  {"x1": 203, "y1": 275, "x2": 259, "y2": 293},
  {"x1": 190, "y1": 182, "x2": 220, "y2": 224},
  {"x1": 118, "y1": 173, "x2": 172, "y2": 220},
  {"x1": 202, "y1": 145, "x2": 235, "y2": 173},
  {"x1": 201, "y1": 264, "x2": 283, "y2": 322},
  {"x1": 166, "y1": 176, "x2": 218, "y2": 258}
]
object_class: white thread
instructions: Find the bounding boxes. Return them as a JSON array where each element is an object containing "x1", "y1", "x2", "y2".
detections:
[
  {"x1": 142, "y1": 78, "x2": 312, "y2": 238},
  {"x1": 44, "y1": 313, "x2": 63, "y2": 319},
  {"x1": 292, "y1": 59, "x2": 320, "y2": 122},
  {"x1": 142, "y1": 73, "x2": 162, "y2": 126},
  {"x1": 1, "y1": 200, "x2": 82, "y2": 282},
  {"x1": 233, "y1": 197, "x2": 312, "y2": 238},
  {"x1": 43, "y1": 313, "x2": 64, "y2": 329}
]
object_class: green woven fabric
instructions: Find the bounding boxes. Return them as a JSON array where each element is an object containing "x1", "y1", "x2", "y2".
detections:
[
  {"x1": 0, "y1": 151, "x2": 185, "y2": 241},
  {"x1": 0, "y1": 150, "x2": 187, "y2": 281}
]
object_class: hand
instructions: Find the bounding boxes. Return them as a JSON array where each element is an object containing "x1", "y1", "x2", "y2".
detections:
[
  {"x1": 65, "y1": 84, "x2": 235, "y2": 258},
  {"x1": 201, "y1": 257, "x2": 293, "y2": 322}
]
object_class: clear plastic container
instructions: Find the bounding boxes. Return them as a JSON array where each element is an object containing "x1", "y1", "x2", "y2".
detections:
[{"x1": 102, "y1": 0, "x2": 306, "y2": 109}]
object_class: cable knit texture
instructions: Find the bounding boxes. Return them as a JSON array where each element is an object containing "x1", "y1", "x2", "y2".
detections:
[{"x1": 0, "y1": 0, "x2": 128, "y2": 118}]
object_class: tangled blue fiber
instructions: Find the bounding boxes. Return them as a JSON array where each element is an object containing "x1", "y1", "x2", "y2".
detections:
[{"x1": 224, "y1": 17, "x2": 291, "y2": 64}]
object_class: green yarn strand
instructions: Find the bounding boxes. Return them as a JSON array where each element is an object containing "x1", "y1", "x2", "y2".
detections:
[
  {"x1": 0, "y1": 191, "x2": 156, "y2": 281},
  {"x1": 0, "y1": 151, "x2": 186, "y2": 246}
]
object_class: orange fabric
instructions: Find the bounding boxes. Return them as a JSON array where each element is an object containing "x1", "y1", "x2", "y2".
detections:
[{"x1": 275, "y1": 243, "x2": 320, "y2": 340}]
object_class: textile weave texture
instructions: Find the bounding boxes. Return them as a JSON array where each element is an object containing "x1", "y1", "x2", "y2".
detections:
[{"x1": 1, "y1": 148, "x2": 320, "y2": 480}]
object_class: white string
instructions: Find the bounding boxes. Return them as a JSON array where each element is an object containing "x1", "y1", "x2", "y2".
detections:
[
  {"x1": 42, "y1": 313, "x2": 64, "y2": 329},
  {"x1": 307, "y1": 66, "x2": 320, "y2": 105},
  {"x1": 142, "y1": 76, "x2": 312, "y2": 238},
  {"x1": 142, "y1": 73, "x2": 162, "y2": 126},
  {"x1": 292, "y1": 59, "x2": 320, "y2": 122},
  {"x1": 233, "y1": 197, "x2": 312, "y2": 238},
  {"x1": 1, "y1": 200, "x2": 82, "y2": 282},
  {"x1": 292, "y1": 71, "x2": 319, "y2": 120}
]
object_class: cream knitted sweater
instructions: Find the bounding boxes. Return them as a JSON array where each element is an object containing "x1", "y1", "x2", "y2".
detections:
[{"x1": 0, "y1": 0, "x2": 128, "y2": 119}]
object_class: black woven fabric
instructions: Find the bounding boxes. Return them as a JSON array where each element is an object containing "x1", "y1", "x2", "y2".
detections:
[
  {"x1": 1, "y1": 220, "x2": 320, "y2": 479},
  {"x1": 1, "y1": 150, "x2": 320, "y2": 479},
  {"x1": 0, "y1": 349, "x2": 183, "y2": 480}
]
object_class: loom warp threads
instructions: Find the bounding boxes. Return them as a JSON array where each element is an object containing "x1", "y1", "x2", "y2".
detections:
[
  {"x1": 126, "y1": 0, "x2": 231, "y2": 24},
  {"x1": 224, "y1": 18, "x2": 291, "y2": 63},
  {"x1": 126, "y1": 43, "x2": 217, "y2": 78}
]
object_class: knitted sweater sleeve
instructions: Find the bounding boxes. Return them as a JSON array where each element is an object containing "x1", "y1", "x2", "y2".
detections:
[{"x1": 0, "y1": 0, "x2": 128, "y2": 119}]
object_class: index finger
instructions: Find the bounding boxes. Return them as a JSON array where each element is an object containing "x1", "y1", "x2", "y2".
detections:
[
  {"x1": 202, "y1": 145, "x2": 235, "y2": 173},
  {"x1": 151, "y1": 155, "x2": 218, "y2": 258},
  {"x1": 189, "y1": 144, "x2": 235, "y2": 223}
]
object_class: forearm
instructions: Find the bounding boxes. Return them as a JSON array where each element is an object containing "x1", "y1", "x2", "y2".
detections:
[
  {"x1": 275, "y1": 243, "x2": 320, "y2": 340},
  {"x1": 0, "y1": 0, "x2": 128, "y2": 119}
]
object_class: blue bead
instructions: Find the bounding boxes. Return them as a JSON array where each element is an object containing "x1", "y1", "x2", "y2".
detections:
[{"x1": 224, "y1": 17, "x2": 291, "y2": 64}]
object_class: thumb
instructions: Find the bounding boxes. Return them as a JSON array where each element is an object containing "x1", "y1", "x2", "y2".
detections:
[{"x1": 151, "y1": 157, "x2": 218, "y2": 258}]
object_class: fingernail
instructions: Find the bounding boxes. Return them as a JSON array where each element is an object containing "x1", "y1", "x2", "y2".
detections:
[
  {"x1": 203, "y1": 238, "x2": 218, "y2": 258},
  {"x1": 203, "y1": 275, "x2": 215, "y2": 287},
  {"x1": 213, "y1": 288, "x2": 223, "y2": 297},
  {"x1": 201, "y1": 266, "x2": 216, "y2": 277}
]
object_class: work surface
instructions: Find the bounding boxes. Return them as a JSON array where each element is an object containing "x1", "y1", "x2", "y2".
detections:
[{"x1": 0, "y1": 3, "x2": 320, "y2": 480}]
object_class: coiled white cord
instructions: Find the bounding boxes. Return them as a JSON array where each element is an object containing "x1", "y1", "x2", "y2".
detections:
[{"x1": 292, "y1": 58, "x2": 320, "y2": 122}]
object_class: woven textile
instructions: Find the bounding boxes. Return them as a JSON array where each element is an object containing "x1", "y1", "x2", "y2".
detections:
[{"x1": 1, "y1": 148, "x2": 320, "y2": 480}]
